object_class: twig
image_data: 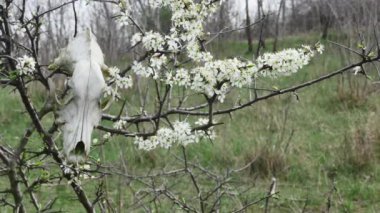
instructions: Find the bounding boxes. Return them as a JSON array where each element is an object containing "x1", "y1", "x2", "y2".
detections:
[
  {"x1": 231, "y1": 192, "x2": 279, "y2": 213},
  {"x1": 72, "y1": 1, "x2": 78, "y2": 37}
]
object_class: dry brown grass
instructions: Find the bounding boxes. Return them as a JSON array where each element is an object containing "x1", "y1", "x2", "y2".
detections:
[
  {"x1": 244, "y1": 144, "x2": 288, "y2": 178},
  {"x1": 337, "y1": 112, "x2": 380, "y2": 172},
  {"x1": 336, "y1": 73, "x2": 380, "y2": 108}
]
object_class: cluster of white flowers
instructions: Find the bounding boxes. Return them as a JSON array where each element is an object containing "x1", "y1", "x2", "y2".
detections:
[
  {"x1": 125, "y1": 0, "x2": 217, "y2": 64},
  {"x1": 104, "y1": 66, "x2": 133, "y2": 98},
  {"x1": 257, "y1": 45, "x2": 322, "y2": 78},
  {"x1": 189, "y1": 58, "x2": 253, "y2": 102},
  {"x1": 117, "y1": 10, "x2": 130, "y2": 26},
  {"x1": 134, "y1": 120, "x2": 215, "y2": 151},
  {"x1": 118, "y1": 1, "x2": 325, "y2": 149},
  {"x1": 133, "y1": 44, "x2": 323, "y2": 103},
  {"x1": 150, "y1": 54, "x2": 167, "y2": 70},
  {"x1": 141, "y1": 31, "x2": 165, "y2": 51},
  {"x1": 16, "y1": 55, "x2": 36, "y2": 76},
  {"x1": 166, "y1": 35, "x2": 181, "y2": 52},
  {"x1": 195, "y1": 118, "x2": 209, "y2": 126},
  {"x1": 191, "y1": 45, "x2": 322, "y2": 102},
  {"x1": 316, "y1": 43, "x2": 324, "y2": 54},
  {"x1": 194, "y1": 118, "x2": 216, "y2": 140},
  {"x1": 103, "y1": 132, "x2": 111, "y2": 140},
  {"x1": 131, "y1": 31, "x2": 182, "y2": 53},
  {"x1": 136, "y1": 57, "x2": 253, "y2": 102},
  {"x1": 161, "y1": 59, "x2": 252, "y2": 102},
  {"x1": 79, "y1": 164, "x2": 96, "y2": 180},
  {"x1": 131, "y1": 32, "x2": 142, "y2": 46},
  {"x1": 126, "y1": 0, "x2": 218, "y2": 86},
  {"x1": 131, "y1": 61, "x2": 154, "y2": 78},
  {"x1": 116, "y1": 1, "x2": 131, "y2": 26},
  {"x1": 121, "y1": 0, "x2": 324, "y2": 103},
  {"x1": 352, "y1": 66, "x2": 362, "y2": 75},
  {"x1": 131, "y1": 54, "x2": 168, "y2": 79},
  {"x1": 113, "y1": 119, "x2": 127, "y2": 130},
  {"x1": 104, "y1": 86, "x2": 117, "y2": 98},
  {"x1": 163, "y1": 0, "x2": 216, "y2": 62},
  {"x1": 166, "y1": 68, "x2": 190, "y2": 86},
  {"x1": 186, "y1": 41, "x2": 214, "y2": 62}
]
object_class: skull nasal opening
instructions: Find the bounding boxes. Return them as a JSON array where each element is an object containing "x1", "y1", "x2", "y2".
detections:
[{"x1": 73, "y1": 141, "x2": 85, "y2": 155}]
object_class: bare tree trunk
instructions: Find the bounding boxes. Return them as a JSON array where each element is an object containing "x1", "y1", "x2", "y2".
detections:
[
  {"x1": 255, "y1": 0, "x2": 266, "y2": 58},
  {"x1": 319, "y1": 0, "x2": 331, "y2": 40},
  {"x1": 321, "y1": 17, "x2": 330, "y2": 40},
  {"x1": 291, "y1": 0, "x2": 296, "y2": 31},
  {"x1": 282, "y1": 0, "x2": 287, "y2": 31},
  {"x1": 245, "y1": 0, "x2": 253, "y2": 52},
  {"x1": 9, "y1": 162, "x2": 26, "y2": 213},
  {"x1": 257, "y1": 0, "x2": 262, "y2": 23},
  {"x1": 59, "y1": 7, "x2": 64, "y2": 45},
  {"x1": 273, "y1": 0, "x2": 285, "y2": 52},
  {"x1": 45, "y1": 0, "x2": 57, "y2": 62},
  {"x1": 218, "y1": 1, "x2": 226, "y2": 42},
  {"x1": 103, "y1": 3, "x2": 116, "y2": 62}
]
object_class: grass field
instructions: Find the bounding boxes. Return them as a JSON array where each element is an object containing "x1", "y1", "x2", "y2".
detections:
[{"x1": 1, "y1": 34, "x2": 380, "y2": 212}]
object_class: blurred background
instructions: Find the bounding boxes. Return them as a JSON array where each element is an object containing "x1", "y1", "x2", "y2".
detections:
[{"x1": 18, "y1": 0, "x2": 380, "y2": 64}]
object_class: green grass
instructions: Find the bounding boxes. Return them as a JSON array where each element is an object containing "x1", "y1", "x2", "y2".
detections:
[{"x1": 2, "y1": 34, "x2": 380, "y2": 212}]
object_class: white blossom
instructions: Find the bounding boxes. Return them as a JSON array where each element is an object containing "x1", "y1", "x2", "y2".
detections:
[
  {"x1": 195, "y1": 118, "x2": 209, "y2": 126},
  {"x1": 134, "y1": 121, "x2": 212, "y2": 150},
  {"x1": 186, "y1": 58, "x2": 253, "y2": 102},
  {"x1": 117, "y1": 11, "x2": 130, "y2": 26},
  {"x1": 82, "y1": 164, "x2": 91, "y2": 170},
  {"x1": 131, "y1": 32, "x2": 142, "y2": 46},
  {"x1": 108, "y1": 67, "x2": 120, "y2": 76},
  {"x1": 116, "y1": 1, "x2": 130, "y2": 26},
  {"x1": 103, "y1": 132, "x2": 111, "y2": 140},
  {"x1": 165, "y1": 71, "x2": 174, "y2": 85},
  {"x1": 316, "y1": 43, "x2": 324, "y2": 54},
  {"x1": 132, "y1": 61, "x2": 155, "y2": 78},
  {"x1": 142, "y1": 31, "x2": 165, "y2": 51},
  {"x1": 173, "y1": 68, "x2": 191, "y2": 87},
  {"x1": 103, "y1": 85, "x2": 118, "y2": 98},
  {"x1": 110, "y1": 67, "x2": 133, "y2": 89},
  {"x1": 79, "y1": 164, "x2": 95, "y2": 179},
  {"x1": 92, "y1": 138, "x2": 98, "y2": 144},
  {"x1": 115, "y1": 1, "x2": 324, "y2": 148},
  {"x1": 150, "y1": 54, "x2": 167, "y2": 70},
  {"x1": 16, "y1": 55, "x2": 36, "y2": 76},
  {"x1": 186, "y1": 41, "x2": 213, "y2": 62},
  {"x1": 166, "y1": 35, "x2": 181, "y2": 52},
  {"x1": 353, "y1": 66, "x2": 362, "y2": 75},
  {"x1": 257, "y1": 45, "x2": 324, "y2": 78},
  {"x1": 194, "y1": 118, "x2": 216, "y2": 140},
  {"x1": 113, "y1": 120, "x2": 127, "y2": 130},
  {"x1": 104, "y1": 66, "x2": 133, "y2": 98}
]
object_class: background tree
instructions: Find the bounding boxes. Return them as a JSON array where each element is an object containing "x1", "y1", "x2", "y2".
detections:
[{"x1": 245, "y1": 0, "x2": 253, "y2": 52}]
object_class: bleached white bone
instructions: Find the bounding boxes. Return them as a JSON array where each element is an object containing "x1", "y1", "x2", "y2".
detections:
[{"x1": 52, "y1": 29, "x2": 106, "y2": 163}]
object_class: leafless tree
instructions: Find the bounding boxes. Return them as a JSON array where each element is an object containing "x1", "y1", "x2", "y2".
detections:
[
  {"x1": 245, "y1": 0, "x2": 253, "y2": 52},
  {"x1": 273, "y1": 0, "x2": 285, "y2": 52}
]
